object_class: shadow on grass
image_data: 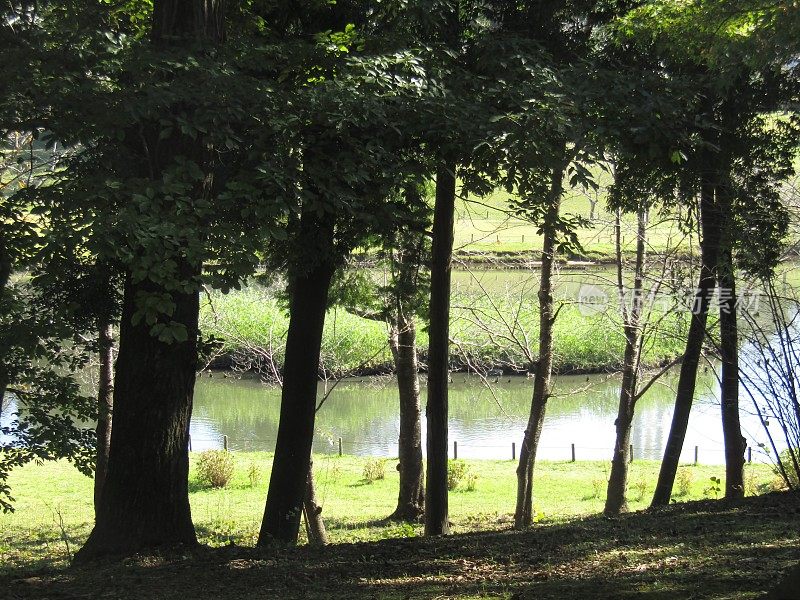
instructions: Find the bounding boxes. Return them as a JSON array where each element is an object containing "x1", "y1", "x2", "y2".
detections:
[{"x1": 2, "y1": 491, "x2": 799, "y2": 599}]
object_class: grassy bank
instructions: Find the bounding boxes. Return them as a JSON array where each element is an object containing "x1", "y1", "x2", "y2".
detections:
[
  {"x1": 200, "y1": 285, "x2": 687, "y2": 377},
  {"x1": 0, "y1": 453, "x2": 780, "y2": 578}
]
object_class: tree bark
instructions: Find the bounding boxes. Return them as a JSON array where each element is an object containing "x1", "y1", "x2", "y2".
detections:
[
  {"x1": 651, "y1": 168, "x2": 721, "y2": 506},
  {"x1": 389, "y1": 316, "x2": 424, "y2": 521},
  {"x1": 0, "y1": 231, "x2": 11, "y2": 416},
  {"x1": 514, "y1": 163, "x2": 564, "y2": 528},
  {"x1": 302, "y1": 460, "x2": 328, "y2": 545},
  {"x1": 425, "y1": 161, "x2": 456, "y2": 536},
  {"x1": 74, "y1": 0, "x2": 224, "y2": 561},
  {"x1": 604, "y1": 207, "x2": 647, "y2": 516},
  {"x1": 259, "y1": 216, "x2": 335, "y2": 546},
  {"x1": 94, "y1": 320, "x2": 114, "y2": 514},
  {"x1": 75, "y1": 270, "x2": 200, "y2": 561},
  {"x1": 718, "y1": 221, "x2": 745, "y2": 498}
]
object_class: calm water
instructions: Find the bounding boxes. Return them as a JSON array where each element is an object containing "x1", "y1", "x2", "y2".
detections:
[{"x1": 189, "y1": 370, "x2": 776, "y2": 464}]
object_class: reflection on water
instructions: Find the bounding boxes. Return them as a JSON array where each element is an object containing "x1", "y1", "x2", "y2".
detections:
[
  {"x1": 189, "y1": 370, "x2": 777, "y2": 464},
  {"x1": 0, "y1": 369, "x2": 779, "y2": 465}
]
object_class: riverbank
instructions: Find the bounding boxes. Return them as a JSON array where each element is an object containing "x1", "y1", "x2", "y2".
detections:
[
  {"x1": 199, "y1": 285, "x2": 688, "y2": 378},
  {"x1": 0, "y1": 453, "x2": 781, "y2": 578}
]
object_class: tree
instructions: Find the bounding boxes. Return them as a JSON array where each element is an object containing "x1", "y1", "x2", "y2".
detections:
[
  {"x1": 337, "y1": 183, "x2": 430, "y2": 522},
  {"x1": 75, "y1": 0, "x2": 226, "y2": 559}
]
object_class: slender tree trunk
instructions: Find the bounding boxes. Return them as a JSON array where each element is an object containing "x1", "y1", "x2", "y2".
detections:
[
  {"x1": 425, "y1": 161, "x2": 456, "y2": 536},
  {"x1": 94, "y1": 320, "x2": 114, "y2": 514},
  {"x1": 75, "y1": 270, "x2": 200, "y2": 561},
  {"x1": 302, "y1": 460, "x2": 328, "y2": 545},
  {"x1": 259, "y1": 217, "x2": 335, "y2": 546},
  {"x1": 514, "y1": 162, "x2": 564, "y2": 528},
  {"x1": 651, "y1": 169, "x2": 721, "y2": 506},
  {"x1": 719, "y1": 255, "x2": 744, "y2": 498},
  {"x1": 0, "y1": 231, "x2": 11, "y2": 415},
  {"x1": 75, "y1": 0, "x2": 224, "y2": 561},
  {"x1": 389, "y1": 316, "x2": 424, "y2": 521},
  {"x1": 605, "y1": 207, "x2": 647, "y2": 516}
]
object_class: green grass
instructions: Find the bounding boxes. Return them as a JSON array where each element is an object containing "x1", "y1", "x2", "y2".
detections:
[
  {"x1": 0, "y1": 453, "x2": 779, "y2": 577},
  {"x1": 201, "y1": 284, "x2": 688, "y2": 376},
  {"x1": 453, "y1": 181, "x2": 697, "y2": 259}
]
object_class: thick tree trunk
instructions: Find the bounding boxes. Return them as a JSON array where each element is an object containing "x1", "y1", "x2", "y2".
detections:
[
  {"x1": 302, "y1": 460, "x2": 328, "y2": 545},
  {"x1": 514, "y1": 163, "x2": 564, "y2": 528},
  {"x1": 651, "y1": 170, "x2": 721, "y2": 506},
  {"x1": 605, "y1": 208, "x2": 647, "y2": 516},
  {"x1": 259, "y1": 218, "x2": 335, "y2": 546},
  {"x1": 74, "y1": 0, "x2": 224, "y2": 561},
  {"x1": 425, "y1": 161, "x2": 456, "y2": 536},
  {"x1": 719, "y1": 249, "x2": 745, "y2": 498},
  {"x1": 389, "y1": 316, "x2": 424, "y2": 521},
  {"x1": 75, "y1": 271, "x2": 200, "y2": 561},
  {"x1": 94, "y1": 320, "x2": 114, "y2": 514}
]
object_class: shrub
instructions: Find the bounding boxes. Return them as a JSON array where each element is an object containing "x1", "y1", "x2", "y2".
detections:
[
  {"x1": 447, "y1": 460, "x2": 477, "y2": 491},
  {"x1": 590, "y1": 477, "x2": 605, "y2": 499},
  {"x1": 448, "y1": 460, "x2": 468, "y2": 491},
  {"x1": 363, "y1": 458, "x2": 386, "y2": 483},
  {"x1": 676, "y1": 467, "x2": 694, "y2": 497},
  {"x1": 703, "y1": 476, "x2": 722, "y2": 498},
  {"x1": 247, "y1": 461, "x2": 262, "y2": 487},
  {"x1": 197, "y1": 450, "x2": 235, "y2": 488},
  {"x1": 776, "y1": 449, "x2": 799, "y2": 489}
]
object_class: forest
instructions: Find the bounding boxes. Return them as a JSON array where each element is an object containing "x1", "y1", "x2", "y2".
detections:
[{"x1": 1, "y1": 0, "x2": 800, "y2": 598}]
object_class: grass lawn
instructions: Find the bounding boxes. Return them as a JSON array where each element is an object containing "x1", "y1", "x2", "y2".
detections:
[{"x1": 0, "y1": 452, "x2": 781, "y2": 580}]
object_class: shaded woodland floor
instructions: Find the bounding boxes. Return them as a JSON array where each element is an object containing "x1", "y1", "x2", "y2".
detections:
[{"x1": 3, "y1": 491, "x2": 799, "y2": 600}]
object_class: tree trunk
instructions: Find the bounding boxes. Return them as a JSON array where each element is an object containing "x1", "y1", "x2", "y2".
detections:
[
  {"x1": 0, "y1": 232, "x2": 11, "y2": 416},
  {"x1": 651, "y1": 169, "x2": 721, "y2": 506},
  {"x1": 94, "y1": 320, "x2": 114, "y2": 514},
  {"x1": 425, "y1": 161, "x2": 456, "y2": 536},
  {"x1": 259, "y1": 217, "x2": 335, "y2": 546},
  {"x1": 302, "y1": 460, "x2": 328, "y2": 545},
  {"x1": 718, "y1": 246, "x2": 745, "y2": 498},
  {"x1": 514, "y1": 163, "x2": 564, "y2": 528},
  {"x1": 605, "y1": 207, "x2": 647, "y2": 516},
  {"x1": 75, "y1": 270, "x2": 200, "y2": 561},
  {"x1": 389, "y1": 316, "x2": 424, "y2": 521},
  {"x1": 74, "y1": 0, "x2": 224, "y2": 561}
]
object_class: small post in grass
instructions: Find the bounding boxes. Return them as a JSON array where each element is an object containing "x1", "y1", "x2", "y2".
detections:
[
  {"x1": 338, "y1": 437, "x2": 343, "y2": 457},
  {"x1": 453, "y1": 440, "x2": 458, "y2": 460},
  {"x1": 512, "y1": 442, "x2": 516, "y2": 460},
  {"x1": 694, "y1": 445, "x2": 699, "y2": 465},
  {"x1": 748, "y1": 447, "x2": 752, "y2": 463},
  {"x1": 571, "y1": 443, "x2": 576, "y2": 462},
  {"x1": 188, "y1": 434, "x2": 192, "y2": 452},
  {"x1": 629, "y1": 444, "x2": 634, "y2": 463},
  {"x1": 223, "y1": 435, "x2": 228, "y2": 451}
]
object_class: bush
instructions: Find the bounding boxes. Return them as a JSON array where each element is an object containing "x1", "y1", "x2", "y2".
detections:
[
  {"x1": 247, "y1": 461, "x2": 262, "y2": 487},
  {"x1": 197, "y1": 450, "x2": 235, "y2": 488},
  {"x1": 363, "y1": 458, "x2": 386, "y2": 483},
  {"x1": 776, "y1": 448, "x2": 799, "y2": 489},
  {"x1": 590, "y1": 477, "x2": 605, "y2": 499},
  {"x1": 447, "y1": 460, "x2": 477, "y2": 491},
  {"x1": 676, "y1": 467, "x2": 694, "y2": 497}
]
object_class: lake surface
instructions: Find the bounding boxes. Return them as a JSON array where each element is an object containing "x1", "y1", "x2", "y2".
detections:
[{"x1": 189, "y1": 369, "x2": 778, "y2": 464}]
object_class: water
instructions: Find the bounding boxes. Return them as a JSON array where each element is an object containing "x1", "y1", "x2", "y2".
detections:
[{"x1": 188, "y1": 369, "x2": 778, "y2": 464}]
